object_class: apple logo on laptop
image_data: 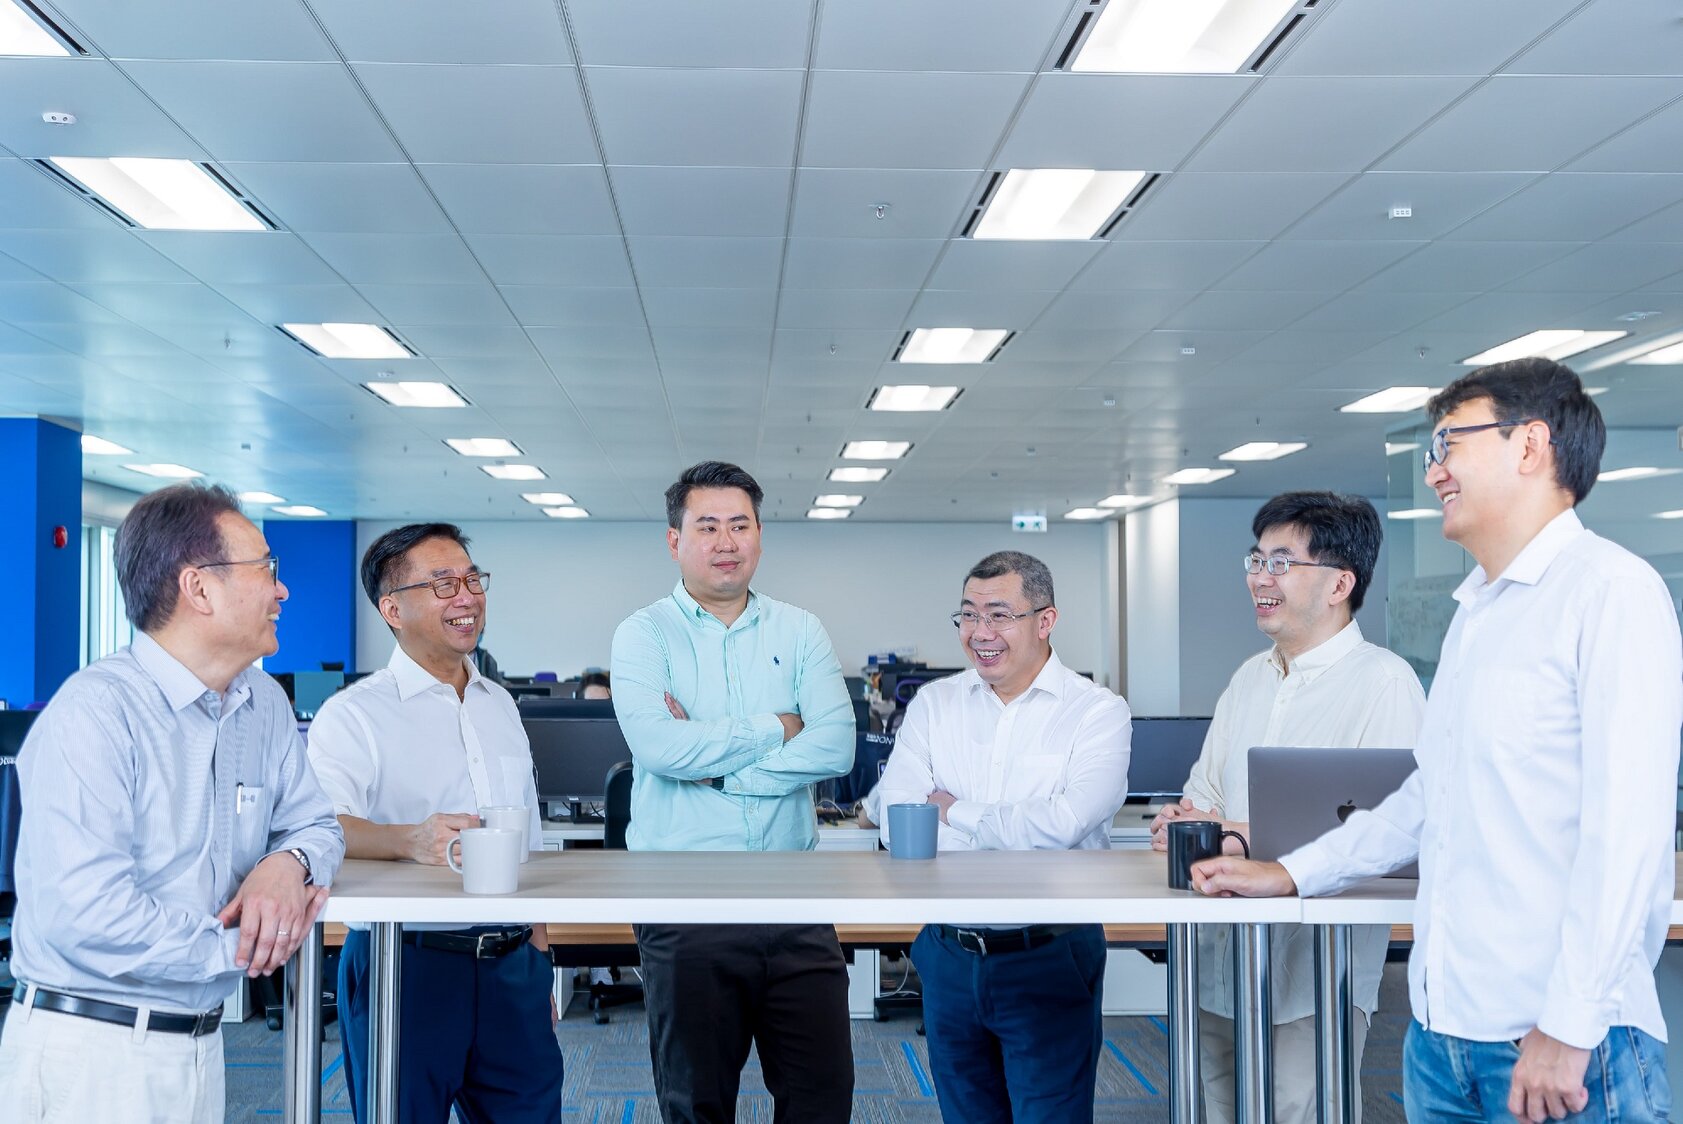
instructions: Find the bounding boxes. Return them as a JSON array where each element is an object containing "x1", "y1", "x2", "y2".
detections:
[{"x1": 1336, "y1": 800, "x2": 1358, "y2": 823}]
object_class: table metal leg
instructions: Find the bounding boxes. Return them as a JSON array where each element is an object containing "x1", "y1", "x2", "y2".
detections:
[
  {"x1": 1233, "y1": 923, "x2": 1274, "y2": 1124},
  {"x1": 1168, "y1": 923, "x2": 1202, "y2": 1124},
  {"x1": 283, "y1": 924, "x2": 323, "y2": 1124},
  {"x1": 1315, "y1": 924, "x2": 1355, "y2": 1124},
  {"x1": 368, "y1": 922, "x2": 402, "y2": 1124}
]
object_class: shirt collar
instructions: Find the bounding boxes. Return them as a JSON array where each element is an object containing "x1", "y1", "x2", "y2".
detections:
[
  {"x1": 1453, "y1": 507, "x2": 1585, "y2": 604},
  {"x1": 964, "y1": 647, "x2": 1067, "y2": 702},
  {"x1": 132, "y1": 630, "x2": 252, "y2": 714},
  {"x1": 1268, "y1": 619, "x2": 1364, "y2": 679},
  {"x1": 670, "y1": 579, "x2": 760, "y2": 630},
  {"x1": 387, "y1": 642, "x2": 480, "y2": 701}
]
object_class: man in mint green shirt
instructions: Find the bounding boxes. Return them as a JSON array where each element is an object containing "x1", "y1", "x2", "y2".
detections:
[{"x1": 611, "y1": 460, "x2": 854, "y2": 1123}]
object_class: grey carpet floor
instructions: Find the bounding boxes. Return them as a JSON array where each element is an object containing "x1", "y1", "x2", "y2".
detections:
[{"x1": 6, "y1": 963, "x2": 1410, "y2": 1121}]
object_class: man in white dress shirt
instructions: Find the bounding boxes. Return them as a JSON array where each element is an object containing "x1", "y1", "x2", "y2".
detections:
[
  {"x1": 1196, "y1": 359, "x2": 1683, "y2": 1124},
  {"x1": 308, "y1": 523, "x2": 562, "y2": 1124},
  {"x1": 876, "y1": 550, "x2": 1132, "y2": 1122},
  {"x1": 1151, "y1": 492, "x2": 1425, "y2": 1123}
]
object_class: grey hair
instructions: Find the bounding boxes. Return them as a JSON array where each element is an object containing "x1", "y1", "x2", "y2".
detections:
[
  {"x1": 965, "y1": 550, "x2": 1055, "y2": 609},
  {"x1": 115, "y1": 481, "x2": 243, "y2": 632}
]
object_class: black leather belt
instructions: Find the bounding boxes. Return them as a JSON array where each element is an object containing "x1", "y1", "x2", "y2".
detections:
[
  {"x1": 13, "y1": 985, "x2": 222, "y2": 1037},
  {"x1": 402, "y1": 926, "x2": 532, "y2": 959},
  {"x1": 933, "y1": 924, "x2": 1079, "y2": 956}
]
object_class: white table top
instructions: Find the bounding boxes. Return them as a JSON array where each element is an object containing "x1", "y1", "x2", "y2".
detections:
[{"x1": 320, "y1": 849, "x2": 1302, "y2": 926}]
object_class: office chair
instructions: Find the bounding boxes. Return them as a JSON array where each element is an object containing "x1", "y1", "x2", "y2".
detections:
[{"x1": 586, "y1": 760, "x2": 642, "y2": 1023}]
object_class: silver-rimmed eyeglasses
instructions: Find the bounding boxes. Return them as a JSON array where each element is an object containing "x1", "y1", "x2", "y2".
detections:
[
  {"x1": 1242, "y1": 554, "x2": 1341, "y2": 577},
  {"x1": 951, "y1": 606, "x2": 1052, "y2": 630}
]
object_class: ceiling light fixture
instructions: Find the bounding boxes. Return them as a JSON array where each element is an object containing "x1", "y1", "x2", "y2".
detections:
[
  {"x1": 1338, "y1": 387, "x2": 1441, "y2": 414},
  {"x1": 1630, "y1": 340, "x2": 1683, "y2": 366},
  {"x1": 830, "y1": 467, "x2": 889, "y2": 483},
  {"x1": 1064, "y1": 508, "x2": 1111, "y2": 520},
  {"x1": 1163, "y1": 467, "x2": 1236, "y2": 486},
  {"x1": 124, "y1": 463, "x2": 202, "y2": 479},
  {"x1": 867, "y1": 385, "x2": 961, "y2": 412},
  {"x1": 521, "y1": 492, "x2": 575, "y2": 506},
  {"x1": 81, "y1": 434, "x2": 132, "y2": 455},
  {"x1": 445, "y1": 438, "x2": 522, "y2": 458},
  {"x1": 897, "y1": 327, "x2": 1010, "y2": 364},
  {"x1": 1070, "y1": 0, "x2": 1300, "y2": 73},
  {"x1": 972, "y1": 169, "x2": 1147, "y2": 240},
  {"x1": 1385, "y1": 442, "x2": 1421, "y2": 456},
  {"x1": 1, "y1": 0, "x2": 71, "y2": 54},
  {"x1": 239, "y1": 491, "x2": 285, "y2": 505},
  {"x1": 1597, "y1": 467, "x2": 1681, "y2": 483},
  {"x1": 806, "y1": 508, "x2": 851, "y2": 520},
  {"x1": 542, "y1": 506, "x2": 589, "y2": 519},
  {"x1": 49, "y1": 157, "x2": 267, "y2": 230},
  {"x1": 1098, "y1": 493, "x2": 1149, "y2": 508},
  {"x1": 272, "y1": 505, "x2": 326, "y2": 517},
  {"x1": 1461, "y1": 329, "x2": 1627, "y2": 366},
  {"x1": 1655, "y1": 510, "x2": 1683, "y2": 520},
  {"x1": 363, "y1": 381, "x2": 469, "y2": 408},
  {"x1": 1218, "y1": 441, "x2": 1307, "y2": 462},
  {"x1": 283, "y1": 323, "x2": 411, "y2": 360},
  {"x1": 814, "y1": 494, "x2": 864, "y2": 508},
  {"x1": 481, "y1": 464, "x2": 546, "y2": 481},
  {"x1": 841, "y1": 440, "x2": 911, "y2": 460}
]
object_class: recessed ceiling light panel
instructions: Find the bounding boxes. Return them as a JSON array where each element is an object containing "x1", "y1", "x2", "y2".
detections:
[
  {"x1": 842, "y1": 440, "x2": 911, "y2": 460},
  {"x1": 1163, "y1": 467, "x2": 1237, "y2": 486},
  {"x1": 522, "y1": 492, "x2": 574, "y2": 506},
  {"x1": 49, "y1": 157, "x2": 268, "y2": 230},
  {"x1": 972, "y1": 169, "x2": 1148, "y2": 240},
  {"x1": 363, "y1": 381, "x2": 468, "y2": 408},
  {"x1": 445, "y1": 438, "x2": 522, "y2": 458},
  {"x1": 1064, "y1": 508, "x2": 1111, "y2": 520},
  {"x1": 1, "y1": 0, "x2": 74, "y2": 55},
  {"x1": 1218, "y1": 441, "x2": 1307, "y2": 462},
  {"x1": 1338, "y1": 387, "x2": 1441, "y2": 414},
  {"x1": 543, "y1": 506, "x2": 589, "y2": 519},
  {"x1": 81, "y1": 434, "x2": 132, "y2": 455},
  {"x1": 125, "y1": 463, "x2": 202, "y2": 479},
  {"x1": 1098, "y1": 494, "x2": 1149, "y2": 508},
  {"x1": 1461, "y1": 329, "x2": 1627, "y2": 366},
  {"x1": 272, "y1": 505, "x2": 326, "y2": 517},
  {"x1": 1070, "y1": 0, "x2": 1302, "y2": 73},
  {"x1": 806, "y1": 508, "x2": 851, "y2": 520},
  {"x1": 896, "y1": 328, "x2": 1010, "y2": 364},
  {"x1": 481, "y1": 465, "x2": 546, "y2": 481},
  {"x1": 867, "y1": 385, "x2": 961, "y2": 412},
  {"x1": 814, "y1": 494, "x2": 864, "y2": 508},
  {"x1": 829, "y1": 467, "x2": 889, "y2": 483},
  {"x1": 283, "y1": 323, "x2": 411, "y2": 360},
  {"x1": 239, "y1": 491, "x2": 285, "y2": 505}
]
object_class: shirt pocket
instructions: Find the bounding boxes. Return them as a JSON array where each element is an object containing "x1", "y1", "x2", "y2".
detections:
[{"x1": 232, "y1": 784, "x2": 270, "y2": 871}]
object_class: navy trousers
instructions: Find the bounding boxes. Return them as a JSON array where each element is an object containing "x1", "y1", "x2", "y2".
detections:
[
  {"x1": 339, "y1": 928, "x2": 564, "y2": 1124},
  {"x1": 912, "y1": 923, "x2": 1107, "y2": 1124}
]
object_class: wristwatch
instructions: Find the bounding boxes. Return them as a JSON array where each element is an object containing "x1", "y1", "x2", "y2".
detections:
[{"x1": 285, "y1": 847, "x2": 314, "y2": 885}]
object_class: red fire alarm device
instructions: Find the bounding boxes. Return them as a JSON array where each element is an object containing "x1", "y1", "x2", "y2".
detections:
[{"x1": 52, "y1": 525, "x2": 68, "y2": 549}]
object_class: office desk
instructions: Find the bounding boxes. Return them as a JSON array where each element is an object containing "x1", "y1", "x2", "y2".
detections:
[{"x1": 282, "y1": 848, "x2": 1293, "y2": 1124}]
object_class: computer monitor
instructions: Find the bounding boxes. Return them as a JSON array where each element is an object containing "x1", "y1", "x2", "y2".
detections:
[
  {"x1": 0, "y1": 710, "x2": 38, "y2": 758},
  {"x1": 1126, "y1": 716, "x2": 1213, "y2": 802},
  {"x1": 505, "y1": 684, "x2": 553, "y2": 700},
  {"x1": 843, "y1": 676, "x2": 867, "y2": 701},
  {"x1": 292, "y1": 670, "x2": 344, "y2": 719},
  {"x1": 518, "y1": 697, "x2": 615, "y2": 720},
  {"x1": 524, "y1": 716, "x2": 632, "y2": 820},
  {"x1": 268, "y1": 671, "x2": 295, "y2": 703}
]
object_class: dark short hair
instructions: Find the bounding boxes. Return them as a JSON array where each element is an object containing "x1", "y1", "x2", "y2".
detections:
[
  {"x1": 360, "y1": 523, "x2": 473, "y2": 610},
  {"x1": 1251, "y1": 492, "x2": 1382, "y2": 614},
  {"x1": 1426, "y1": 357, "x2": 1605, "y2": 504},
  {"x1": 115, "y1": 481, "x2": 244, "y2": 633},
  {"x1": 664, "y1": 461, "x2": 764, "y2": 529},
  {"x1": 964, "y1": 550, "x2": 1056, "y2": 610},
  {"x1": 580, "y1": 672, "x2": 611, "y2": 693}
]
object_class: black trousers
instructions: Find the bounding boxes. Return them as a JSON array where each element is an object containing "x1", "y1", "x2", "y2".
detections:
[{"x1": 634, "y1": 923, "x2": 854, "y2": 1124}]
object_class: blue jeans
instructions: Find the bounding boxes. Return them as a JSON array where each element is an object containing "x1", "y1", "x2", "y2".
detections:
[
  {"x1": 1404, "y1": 1020, "x2": 1671, "y2": 1123},
  {"x1": 911, "y1": 923, "x2": 1106, "y2": 1124}
]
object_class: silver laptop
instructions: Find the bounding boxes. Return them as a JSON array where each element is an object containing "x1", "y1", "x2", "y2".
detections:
[{"x1": 1247, "y1": 746, "x2": 1419, "y2": 880}]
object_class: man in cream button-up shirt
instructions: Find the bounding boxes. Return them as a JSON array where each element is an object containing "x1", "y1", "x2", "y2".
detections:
[
  {"x1": 1152, "y1": 492, "x2": 1424, "y2": 1124},
  {"x1": 308, "y1": 523, "x2": 561, "y2": 1124},
  {"x1": 877, "y1": 550, "x2": 1131, "y2": 1122},
  {"x1": 1196, "y1": 360, "x2": 1683, "y2": 1124}
]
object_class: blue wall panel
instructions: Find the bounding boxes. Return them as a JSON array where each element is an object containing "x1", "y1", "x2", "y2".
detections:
[
  {"x1": 263, "y1": 519, "x2": 357, "y2": 674},
  {"x1": 0, "y1": 419, "x2": 80, "y2": 707}
]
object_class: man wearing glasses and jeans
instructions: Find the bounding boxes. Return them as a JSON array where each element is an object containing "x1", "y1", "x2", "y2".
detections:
[
  {"x1": 876, "y1": 550, "x2": 1132, "y2": 1122},
  {"x1": 0, "y1": 482, "x2": 343, "y2": 1123},
  {"x1": 1150, "y1": 492, "x2": 1424, "y2": 1123},
  {"x1": 1194, "y1": 359, "x2": 1682, "y2": 1123},
  {"x1": 308, "y1": 523, "x2": 561, "y2": 1124}
]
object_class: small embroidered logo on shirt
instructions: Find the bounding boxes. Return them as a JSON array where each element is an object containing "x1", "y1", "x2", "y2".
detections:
[{"x1": 773, "y1": 656, "x2": 780, "y2": 665}]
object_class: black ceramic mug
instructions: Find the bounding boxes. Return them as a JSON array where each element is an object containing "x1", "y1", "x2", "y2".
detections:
[{"x1": 1166, "y1": 819, "x2": 1250, "y2": 890}]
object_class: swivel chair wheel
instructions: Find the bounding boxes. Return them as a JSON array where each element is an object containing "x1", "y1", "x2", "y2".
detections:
[{"x1": 266, "y1": 1014, "x2": 282, "y2": 1031}]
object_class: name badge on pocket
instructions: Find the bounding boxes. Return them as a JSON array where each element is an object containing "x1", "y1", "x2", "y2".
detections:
[{"x1": 236, "y1": 783, "x2": 264, "y2": 815}]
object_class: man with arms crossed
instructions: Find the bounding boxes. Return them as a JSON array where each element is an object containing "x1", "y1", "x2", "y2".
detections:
[
  {"x1": 1195, "y1": 359, "x2": 1682, "y2": 1123},
  {"x1": 0, "y1": 482, "x2": 343, "y2": 1123},
  {"x1": 611, "y1": 461, "x2": 855, "y2": 1124},
  {"x1": 308, "y1": 524, "x2": 562, "y2": 1123},
  {"x1": 876, "y1": 550, "x2": 1132, "y2": 1123},
  {"x1": 1151, "y1": 492, "x2": 1424, "y2": 1123}
]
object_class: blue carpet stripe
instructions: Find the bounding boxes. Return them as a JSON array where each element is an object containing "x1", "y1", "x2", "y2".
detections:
[
  {"x1": 1105, "y1": 1039, "x2": 1160, "y2": 1097},
  {"x1": 321, "y1": 1052, "x2": 345, "y2": 1086},
  {"x1": 899, "y1": 1041, "x2": 936, "y2": 1098},
  {"x1": 1147, "y1": 1015, "x2": 1169, "y2": 1036},
  {"x1": 619, "y1": 1099, "x2": 634, "y2": 1124}
]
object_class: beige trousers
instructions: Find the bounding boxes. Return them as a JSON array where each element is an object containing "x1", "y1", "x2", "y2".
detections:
[
  {"x1": 1198, "y1": 1009, "x2": 1370, "y2": 1124},
  {"x1": 0, "y1": 1000, "x2": 225, "y2": 1123}
]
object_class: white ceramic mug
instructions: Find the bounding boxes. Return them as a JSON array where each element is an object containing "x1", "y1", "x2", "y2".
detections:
[
  {"x1": 479, "y1": 805, "x2": 530, "y2": 863},
  {"x1": 446, "y1": 827, "x2": 522, "y2": 894}
]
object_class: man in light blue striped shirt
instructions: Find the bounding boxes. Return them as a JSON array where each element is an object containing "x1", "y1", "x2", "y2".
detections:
[
  {"x1": 611, "y1": 460, "x2": 854, "y2": 1123},
  {"x1": 0, "y1": 482, "x2": 344, "y2": 1124}
]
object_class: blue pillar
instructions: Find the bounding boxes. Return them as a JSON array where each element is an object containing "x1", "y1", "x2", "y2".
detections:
[
  {"x1": 263, "y1": 519, "x2": 358, "y2": 674},
  {"x1": 0, "y1": 419, "x2": 80, "y2": 707}
]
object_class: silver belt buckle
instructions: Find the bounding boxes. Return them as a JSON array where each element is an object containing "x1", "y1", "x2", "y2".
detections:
[{"x1": 475, "y1": 932, "x2": 496, "y2": 959}]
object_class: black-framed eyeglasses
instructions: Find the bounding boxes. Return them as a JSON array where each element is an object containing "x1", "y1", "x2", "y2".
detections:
[
  {"x1": 195, "y1": 555, "x2": 279, "y2": 582},
  {"x1": 951, "y1": 606, "x2": 1052, "y2": 630},
  {"x1": 1423, "y1": 419, "x2": 1539, "y2": 473},
  {"x1": 1243, "y1": 554, "x2": 1342, "y2": 577},
  {"x1": 389, "y1": 572, "x2": 489, "y2": 599}
]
